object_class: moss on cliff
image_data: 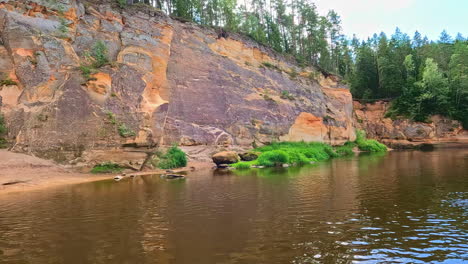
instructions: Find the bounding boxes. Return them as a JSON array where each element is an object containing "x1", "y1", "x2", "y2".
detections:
[{"x1": 0, "y1": 114, "x2": 7, "y2": 149}]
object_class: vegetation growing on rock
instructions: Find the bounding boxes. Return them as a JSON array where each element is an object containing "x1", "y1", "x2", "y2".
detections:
[
  {"x1": 0, "y1": 78, "x2": 17, "y2": 86},
  {"x1": 0, "y1": 114, "x2": 7, "y2": 148},
  {"x1": 79, "y1": 41, "x2": 110, "y2": 80},
  {"x1": 355, "y1": 130, "x2": 388, "y2": 153},
  {"x1": 91, "y1": 162, "x2": 124, "y2": 174},
  {"x1": 154, "y1": 146, "x2": 188, "y2": 169},
  {"x1": 118, "y1": 124, "x2": 136, "y2": 138},
  {"x1": 231, "y1": 132, "x2": 387, "y2": 169}
]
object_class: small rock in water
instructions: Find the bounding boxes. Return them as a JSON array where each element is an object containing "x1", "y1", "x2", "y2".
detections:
[
  {"x1": 114, "y1": 175, "x2": 124, "y2": 181},
  {"x1": 282, "y1": 163, "x2": 290, "y2": 168},
  {"x1": 163, "y1": 174, "x2": 186, "y2": 179},
  {"x1": 310, "y1": 161, "x2": 316, "y2": 164}
]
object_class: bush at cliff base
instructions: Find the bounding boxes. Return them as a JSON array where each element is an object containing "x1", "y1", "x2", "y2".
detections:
[
  {"x1": 231, "y1": 134, "x2": 387, "y2": 169},
  {"x1": 231, "y1": 142, "x2": 341, "y2": 169},
  {"x1": 157, "y1": 145, "x2": 188, "y2": 169},
  {"x1": 355, "y1": 130, "x2": 388, "y2": 152}
]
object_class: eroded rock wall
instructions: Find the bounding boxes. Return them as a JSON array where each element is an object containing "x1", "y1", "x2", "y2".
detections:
[
  {"x1": 354, "y1": 101, "x2": 468, "y2": 148},
  {"x1": 0, "y1": 0, "x2": 355, "y2": 163}
]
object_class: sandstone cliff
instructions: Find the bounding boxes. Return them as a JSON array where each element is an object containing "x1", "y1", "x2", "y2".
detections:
[
  {"x1": 354, "y1": 101, "x2": 468, "y2": 148},
  {"x1": 0, "y1": 0, "x2": 355, "y2": 163}
]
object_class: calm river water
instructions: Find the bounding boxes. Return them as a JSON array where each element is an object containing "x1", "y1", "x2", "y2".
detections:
[{"x1": 0, "y1": 149, "x2": 467, "y2": 264}]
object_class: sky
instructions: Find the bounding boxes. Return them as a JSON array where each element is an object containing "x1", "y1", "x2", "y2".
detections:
[{"x1": 314, "y1": 0, "x2": 467, "y2": 41}]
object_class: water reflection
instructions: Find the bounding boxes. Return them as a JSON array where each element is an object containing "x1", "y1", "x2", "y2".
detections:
[{"x1": 0, "y1": 149, "x2": 467, "y2": 263}]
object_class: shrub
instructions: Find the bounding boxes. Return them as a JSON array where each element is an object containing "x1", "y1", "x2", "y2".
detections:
[
  {"x1": 91, "y1": 162, "x2": 123, "y2": 174},
  {"x1": 280, "y1": 91, "x2": 295, "y2": 100},
  {"x1": 157, "y1": 146, "x2": 188, "y2": 169},
  {"x1": 335, "y1": 142, "x2": 355, "y2": 156},
  {"x1": 91, "y1": 41, "x2": 109, "y2": 68},
  {"x1": 116, "y1": 0, "x2": 126, "y2": 8},
  {"x1": 0, "y1": 114, "x2": 6, "y2": 148},
  {"x1": 357, "y1": 139, "x2": 388, "y2": 152},
  {"x1": 79, "y1": 65, "x2": 93, "y2": 80},
  {"x1": 0, "y1": 78, "x2": 17, "y2": 86},
  {"x1": 79, "y1": 41, "x2": 109, "y2": 79},
  {"x1": 118, "y1": 124, "x2": 136, "y2": 138},
  {"x1": 261, "y1": 61, "x2": 280, "y2": 71},
  {"x1": 282, "y1": 149, "x2": 309, "y2": 164},
  {"x1": 355, "y1": 130, "x2": 387, "y2": 152},
  {"x1": 257, "y1": 150, "x2": 289, "y2": 167},
  {"x1": 106, "y1": 111, "x2": 117, "y2": 124},
  {"x1": 0, "y1": 114, "x2": 6, "y2": 135}
]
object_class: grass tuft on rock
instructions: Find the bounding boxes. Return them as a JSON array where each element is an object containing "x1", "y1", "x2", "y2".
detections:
[
  {"x1": 91, "y1": 162, "x2": 123, "y2": 174},
  {"x1": 118, "y1": 124, "x2": 136, "y2": 138},
  {"x1": 0, "y1": 114, "x2": 7, "y2": 148}
]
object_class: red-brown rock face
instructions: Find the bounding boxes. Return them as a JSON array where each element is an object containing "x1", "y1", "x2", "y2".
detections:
[
  {"x1": 0, "y1": 0, "x2": 355, "y2": 163},
  {"x1": 354, "y1": 101, "x2": 468, "y2": 148}
]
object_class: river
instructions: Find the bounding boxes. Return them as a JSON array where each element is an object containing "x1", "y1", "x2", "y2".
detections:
[{"x1": 0, "y1": 149, "x2": 467, "y2": 263}]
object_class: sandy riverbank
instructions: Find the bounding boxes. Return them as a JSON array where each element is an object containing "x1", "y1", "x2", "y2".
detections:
[{"x1": 0, "y1": 150, "x2": 213, "y2": 195}]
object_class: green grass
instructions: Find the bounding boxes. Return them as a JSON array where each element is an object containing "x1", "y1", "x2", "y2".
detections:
[
  {"x1": 231, "y1": 141, "x2": 342, "y2": 168},
  {"x1": 91, "y1": 162, "x2": 124, "y2": 174},
  {"x1": 355, "y1": 130, "x2": 387, "y2": 152},
  {"x1": 230, "y1": 133, "x2": 387, "y2": 169},
  {"x1": 0, "y1": 114, "x2": 6, "y2": 148},
  {"x1": 118, "y1": 124, "x2": 136, "y2": 138},
  {"x1": 335, "y1": 142, "x2": 356, "y2": 156},
  {"x1": 261, "y1": 61, "x2": 281, "y2": 71},
  {"x1": 156, "y1": 145, "x2": 188, "y2": 169},
  {"x1": 280, "y1": 90, "x2": 295, "y2": 100},
  {"x1": 0, "y1": 79, "x2": 17, "y2": 86}
]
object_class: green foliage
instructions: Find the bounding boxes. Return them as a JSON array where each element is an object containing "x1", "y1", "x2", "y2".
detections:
[
  {"x1": 91, "y1": 162, "x2": 123, "y2": 174},
  {"x1": 335, "y1": 142, "x2": 355, "y2": 156},
  {"x1": 231, "y1": 161, "x2": 255, "y2": 169},
  {"x1": 0, "y1": 78, "x2": 17, "y2": 86},
  {"x1": 0, "y1": 114, "x2": 6, "y2": 147},
  {"x1": 280, "y1": 91, "x2": 295, "y2": 100},
  {"x1": 262, "y1": 93, "x2": 276, "y2": 103},
  {"x1": 106, "y1": 111, "x2": 117, "y2": 125},
  {"x1": 157, "y1": 145, "x2": 188, "y2": 169},
  {"x1": 79, "y1": 65, "x2": 93, "y2": 80},
  {"x1": 261, "y1": 62, "x2": 280, "y2": 71},
  {"x1": 355, "y1": 130, "x2": 387, "y2": 152},
  {"x1": 257, "y1": 150, "x2": 289, "y2": 167},
  {"x1": 116, "y1": 0, "x2": 126, "y2": 8},
  {"x1": 79, "y1": 41, "x2": 109, "y2": 79},
  {"x1": 91, "y1": 41, "x2": 109, "y2": 68},
  {"x1": 349, "y1": 28, "x2": 466, "y2": 126},
  {"x1": 118, "y1": 124, "x2": 136, "y2": 138},
  {"x1": 57, "y1": 17, "x2": 69, "y2": 37}
]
